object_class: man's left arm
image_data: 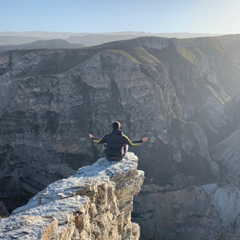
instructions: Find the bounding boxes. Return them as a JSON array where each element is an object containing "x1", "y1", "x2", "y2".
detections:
[{"x1": 123, "y1": 135, "x2": 148, "y2": 146}]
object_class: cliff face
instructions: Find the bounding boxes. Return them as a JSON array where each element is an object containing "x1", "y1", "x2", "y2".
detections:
[
  {"x1": 134, "y1": 183, "x2": 240, "y2": 240},
  {"x1": 1, "y1": 36, "x2": 240, "y2": 239},
  {"x1": 0, "y1": 37, "x2": 231, "y2": 204},
  {"x1": 218, "y1": 34, "x2": 240, "y2": 65},
  {"x1": 0, "y1": 152, "x2": 144, "y2": 240}
]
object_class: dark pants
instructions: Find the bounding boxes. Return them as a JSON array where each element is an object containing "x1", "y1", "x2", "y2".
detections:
[{"x1": 104, "y1": 144, "x2": 129, "y2": 161}]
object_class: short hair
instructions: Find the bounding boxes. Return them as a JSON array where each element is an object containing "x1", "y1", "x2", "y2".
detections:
[{"x1": 112, "y1": 121, "x2": 121, "y2": 130}]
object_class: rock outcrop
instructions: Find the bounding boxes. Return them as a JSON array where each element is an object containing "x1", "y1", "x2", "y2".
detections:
[{"x1": 0, "y1": 152, "x2": 144, "y2": 240}]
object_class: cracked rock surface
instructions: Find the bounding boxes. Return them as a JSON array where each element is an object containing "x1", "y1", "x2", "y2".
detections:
[{"x1": 0, "y1": 152, "x2": 144, "y2": 240}]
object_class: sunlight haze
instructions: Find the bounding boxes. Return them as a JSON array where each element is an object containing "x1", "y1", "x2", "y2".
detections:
[{"x1": 0, "y1": 0, "x2": 240, "y2": 34}]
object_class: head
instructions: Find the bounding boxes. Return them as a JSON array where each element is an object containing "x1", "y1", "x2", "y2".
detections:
[{"x1": 112, "y1": 121, "x2": 121, "y2": 130}]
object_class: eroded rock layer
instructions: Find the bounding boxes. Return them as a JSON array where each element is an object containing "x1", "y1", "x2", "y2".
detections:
[
  {"x1": 134, "y1": 183, "x2": 240, "y2": 240},
  {"x1": 1, "y1": 36, "x2": 240, "y2": 239},
  {"x1": 1, "y1": 37, "x2": 234, "y2": 206},
  {"x1": 0, "y1": 152, "x2": 144, "y2": 240}
]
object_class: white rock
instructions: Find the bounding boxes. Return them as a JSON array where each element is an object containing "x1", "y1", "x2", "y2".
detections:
[{"x1": 1, "y1": 152, "x2": 144, "y2": 240}]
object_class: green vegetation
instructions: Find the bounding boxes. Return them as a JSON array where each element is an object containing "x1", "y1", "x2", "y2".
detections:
[
  {"x1": 196, "y1": 40, "x2": 226, "y2": 57},
  {"x1": 108, "y1": 49, "x2": 140, "y2": 64},
  {"x1": 212, "y1": 42, "x2": 225, "y2": 54},
  {"x1": 109, "y1": 46, "x2": 160, "y2": 65},
  {"x1": 206, "y1": 85, "x2": 225, "y2": 104},
  {"x1": 176, "y1": 39, "x2": 205, "y2": 64},
  {"x1": 192, "y1": 43, "x2": 205, "y2": 57},
  {"x1": 178, "y1": 47, "x2": 196, "y2": 64},
  {"x1": 130, "y1": 46, "x2": 160, "y2": 64}
]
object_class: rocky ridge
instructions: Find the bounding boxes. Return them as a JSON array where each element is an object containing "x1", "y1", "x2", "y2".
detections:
[
  {"x1": 1, "y1": 36, "x2": 240, "y2": 239},
  {"x1": 0, "y1": 152, "x2": 144, "y2": 240},
  {"x1": 0, "y1": 37, "x2": 229, "y2": 198}
]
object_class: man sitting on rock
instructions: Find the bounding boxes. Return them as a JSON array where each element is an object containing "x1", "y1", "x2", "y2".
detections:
[{"x1": 89, "y1": 121, "x2": 148, "y2": 161}]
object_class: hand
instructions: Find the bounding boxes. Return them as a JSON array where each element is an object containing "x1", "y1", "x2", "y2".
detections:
[
  {"x1": 142, "y1": 137, "x2": 148, "y2": 142},
  {"x1": 89, "y1": 133, "x2": 93, "y2": 139}
]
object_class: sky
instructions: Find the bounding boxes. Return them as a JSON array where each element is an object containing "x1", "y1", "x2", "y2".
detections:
[{"x1": 0, "y1": 0, "x2": 240, "y2": 34}]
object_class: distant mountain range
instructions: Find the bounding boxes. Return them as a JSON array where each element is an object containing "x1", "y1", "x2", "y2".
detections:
[
  {"x1": 0, "y1": 39, "x2": 84, "y2": 52},
  {"x1": 67, "y1": 32, "x2": 220, "y2": 46},
  {"x1": 1, "y1": 32, "x2": 240, "y2": 67},
  {"x1": 0, "y1": 36, "x2": 43, "y2": 45},
  {"x1": 0, "y1": 31, "x2": 219, "y2": 46},
  {"x1": 1, "y1": 32, "x2": 240, "y2": 71}
]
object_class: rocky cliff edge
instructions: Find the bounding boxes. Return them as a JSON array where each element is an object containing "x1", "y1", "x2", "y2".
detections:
[{"x1": 0, "y1": 152, "x2": 144, "y2": 240}]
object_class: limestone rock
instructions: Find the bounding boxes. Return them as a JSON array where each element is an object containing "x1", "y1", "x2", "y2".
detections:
[
  {"x1": 134, "y1": 183, "x2": 240, "y2": 240},
  {"x1": 0, "y1": 215, "x2": 57, "y2": 240},
  {"x1": 2, "y1": 36, "x2": 240, "y2": 240},
  {"x1": 210, "y1": 126, "x2": 240, "y2": 176},
  {"x1": 0, "y1": 152, "x2": 144, "y2": 240},
  {"x1": 1, "y1": 37, "x2": 234, "y2": 206}
]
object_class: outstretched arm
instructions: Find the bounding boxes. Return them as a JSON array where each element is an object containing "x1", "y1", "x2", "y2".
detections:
[
  {"x1": 123, "y1": 135, "x2": 148, "y2": 146},
  {"x1": 89, "y1": 133, "x2": 106, "y2": 144},
  {"x1": 89, "y1": 134, "x2": 94, "y2": 139}
]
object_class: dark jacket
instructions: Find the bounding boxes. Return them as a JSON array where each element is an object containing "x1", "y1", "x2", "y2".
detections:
[{"x1": 92, "y1": 129, "x2": 143, "y2": 158}]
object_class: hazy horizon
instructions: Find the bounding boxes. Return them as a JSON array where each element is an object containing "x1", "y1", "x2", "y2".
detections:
[
  {"x1": 0, "y1": 30, "x2": 221, "y2": 36},
  {"x1": 1, "y1": 0, "x2": 240, "y2": 34}
]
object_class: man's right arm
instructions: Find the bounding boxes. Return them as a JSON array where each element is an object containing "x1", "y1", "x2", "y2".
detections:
[{"x1": 89, "y1": 133, "x2": 106, "y2": 144}]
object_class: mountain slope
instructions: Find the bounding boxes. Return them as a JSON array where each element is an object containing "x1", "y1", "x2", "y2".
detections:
[
  {"x1": 1, "y1": 36, "x2": 240, "y2": 239},
  {"x1": 0, "y1": 36, "x2": 238, "y2": 188},
  {"x1": 217, "y1": 34, "x2": 240, "y2": 65}
]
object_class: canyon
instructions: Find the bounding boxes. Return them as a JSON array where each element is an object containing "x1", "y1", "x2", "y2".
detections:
[{"x1": 1, "y1": 35, "x2": 240, "y2": 239}]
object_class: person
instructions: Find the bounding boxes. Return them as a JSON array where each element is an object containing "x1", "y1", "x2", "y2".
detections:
[{"x1": 89, "y1": 121, "x2": 148, "y2": 161}]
